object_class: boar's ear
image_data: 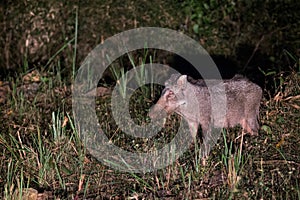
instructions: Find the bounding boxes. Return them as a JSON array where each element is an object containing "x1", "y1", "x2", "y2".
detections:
[{"x1": 177, "y1": 75, "x2": 187, "y2": 88}]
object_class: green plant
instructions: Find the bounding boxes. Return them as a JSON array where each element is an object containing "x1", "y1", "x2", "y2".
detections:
[
  {"x1": 72, "y1": 6, "x2": 78, "y2": 80},
  {"x1": 0, "y1": 1, "x2": 299, "y2": 197},
  {"x1": 221, "y1": 129, "x2": 245, "y2": 193},
  {"x1": 110, "y1": 62, "x2": 128, "y2": 99}
]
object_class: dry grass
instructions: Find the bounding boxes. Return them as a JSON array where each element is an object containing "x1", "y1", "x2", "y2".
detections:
[
  {"x1": 0, "y1": 59, "x2": 299, "y2": 199},
  {"x1": 0, "y1": 1, "x2": 299, "y2": 199}
]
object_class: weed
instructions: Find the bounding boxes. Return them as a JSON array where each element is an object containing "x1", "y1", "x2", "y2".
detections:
[{"x1": 0, "y1": 2, "x2": 299, "y2": 197}]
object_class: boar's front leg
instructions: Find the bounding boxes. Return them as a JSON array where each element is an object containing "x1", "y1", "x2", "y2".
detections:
[
  {"x1": 188, "y1": 120, "x2": 212, "y2": 158},
  {"x1": 200, "y1": 122, "x2": 213, "y2": 158},
  {"x1": 187, "y1": 120, "x2": 211, "y2": 164},
  {"x1": 187, "y1": 120, "x2": 199, "y2": 139}
]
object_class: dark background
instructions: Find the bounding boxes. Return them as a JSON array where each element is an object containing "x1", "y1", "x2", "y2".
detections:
[{"x1": 1, "y1": 0, "x2": 299, "y2": 90}]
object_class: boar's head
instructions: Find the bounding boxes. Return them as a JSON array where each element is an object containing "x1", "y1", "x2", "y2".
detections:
[{"x1": 148, "y1": 75, "x2": 188, "y2": 120}]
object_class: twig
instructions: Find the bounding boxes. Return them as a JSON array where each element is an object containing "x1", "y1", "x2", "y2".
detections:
[
  {"x1": 243, "y1": 26, "x2": 289, "y2": 71},
  {"x1": 254, "y1": 159, "x2": 300, "y2": 166}
]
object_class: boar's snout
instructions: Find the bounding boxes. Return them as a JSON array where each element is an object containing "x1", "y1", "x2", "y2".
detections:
[{"x1": 148, "y1": 104, "x2": 165, "y2": 119}]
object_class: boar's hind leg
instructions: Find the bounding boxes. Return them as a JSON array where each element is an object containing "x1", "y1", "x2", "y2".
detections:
[
  {"x1": 241, "y1": 116, "x2": 259, "y2": 136},
  {"x1": 243, "y1": 88, "x2": 261, "y2": 136}
]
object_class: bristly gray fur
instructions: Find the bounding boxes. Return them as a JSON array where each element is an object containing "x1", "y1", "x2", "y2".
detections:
[{"x1": 149, "y1": 73, "x2": 262, "y2": 157}]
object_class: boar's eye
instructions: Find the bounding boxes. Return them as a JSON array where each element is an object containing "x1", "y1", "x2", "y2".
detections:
[
  {"x1": 166, "y1": 90, "x2": 175, "y2": 99},
  {"x1": 162, "y1": 88, "x2": 176, "y2": 100},
  {"x1": 162, "y1": 88, "x2": 174, "y2": 95}
]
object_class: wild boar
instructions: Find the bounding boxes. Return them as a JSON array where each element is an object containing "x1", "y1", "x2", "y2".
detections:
[{"x1": 149, "y1": 73, "x2": 262, "y2": 156}]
